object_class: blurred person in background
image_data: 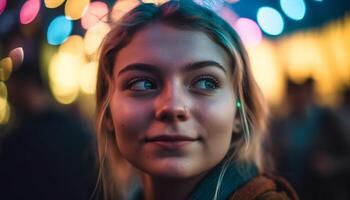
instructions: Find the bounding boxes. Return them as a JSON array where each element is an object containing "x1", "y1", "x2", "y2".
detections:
[
  {"x1": 0, "y1": 23, "x2": 97, "y2": 200},
  {"x1": 270, "y1": 78, "x2": 349, "y2": 200}
]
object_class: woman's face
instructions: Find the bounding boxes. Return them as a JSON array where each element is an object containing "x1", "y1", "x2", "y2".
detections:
[{"x1": 110, "y1": 23, "x2": 237, "y2": 179}]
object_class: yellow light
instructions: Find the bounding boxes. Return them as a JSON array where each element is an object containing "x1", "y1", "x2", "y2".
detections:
[
  {"x1": 44, "y1": 0, "x2": 65, "y2": 9},
  {"x1": 111, "y1": 0, "x2": 140, "y2": 23},
  {"x1": 51, "y1": 82, "x2": 79, "y2": 104},
  {"x1": 65, "y1": 0, "x2": 90, "y2": 20},
  {"x1": 48, "y1": 52, "x2": 85, "y2": 104},
  {"x1": 0, "y1": 57, "x2": 13, "y2": 81},
  {"x1": 0, "y1": 81, "x2": 7, "y2": 111},
  {"x1": 79, "y1": 61, "x2": 98, "y2": 94},
  {"x1": 141, "y1": 0, "x2": 169, "y2": 5},
  {"x1": 59, "y1": 35, "x2": 85, "y2": 54},
  {"x1": 248, "y1": 40, "x2": 284, "y2": 106},
  {"x1": 84, "y1": 22, "x2": 110, "y2": 55},
  {"x1": 0, "y1": 99, "x2": 10, "y2": 125}
]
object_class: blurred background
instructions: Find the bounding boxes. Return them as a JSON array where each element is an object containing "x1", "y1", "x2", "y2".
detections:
[{"x1": 0, "y1": 0, "x2": 349, "y2": 199}]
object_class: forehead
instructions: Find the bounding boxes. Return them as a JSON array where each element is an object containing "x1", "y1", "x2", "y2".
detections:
[{"x1": 114, "y1": 23, "x2": 231, "y2": 74}]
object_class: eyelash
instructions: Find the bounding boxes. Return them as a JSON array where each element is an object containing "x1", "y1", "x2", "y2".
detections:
[
  {"x1": 191, "y1": 75, "x2": 221, "y2": 89},
  {"x1": 126, "y1": 75, "x2": 221, "y2": 91}
]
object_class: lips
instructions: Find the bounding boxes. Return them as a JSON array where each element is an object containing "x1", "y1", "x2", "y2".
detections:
[{"x1": 145, "y1": 135, "x2": 199, "y2": 149}]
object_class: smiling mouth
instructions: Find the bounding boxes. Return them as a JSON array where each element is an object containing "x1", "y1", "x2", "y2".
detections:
[{"x1": 145, "y1": 135, "x2": 199, "y2": 148}]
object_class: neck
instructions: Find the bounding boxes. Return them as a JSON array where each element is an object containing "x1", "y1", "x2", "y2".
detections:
[{"x1": 141, "y1": 173, "x2": 206, "y2": 200}]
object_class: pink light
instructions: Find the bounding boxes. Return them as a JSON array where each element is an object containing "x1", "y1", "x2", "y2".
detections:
[
  {"x1": 219, "y1": 6, "x2": 238, "y2": 28},
  {"x1": 81, "y1": 1, "x2": 109, "y2": 30},
  {"x1": 234, "y1": 18, "x2": 262, "y2": 46},
  {"x1": 0, "y1": 0, "x2": 7, "y2": 15},
  {"x1": 20, "y1": 0, "x2": 40, "y2": 25}
]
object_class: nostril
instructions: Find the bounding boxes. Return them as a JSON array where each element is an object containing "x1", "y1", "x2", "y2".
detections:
[{"x1": 155, "y1": 106, "x2": 189, "y2": 122}]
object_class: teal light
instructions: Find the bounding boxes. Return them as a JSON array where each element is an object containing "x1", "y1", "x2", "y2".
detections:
[
  {"x1": 280, "y1": 0, "x2": 306, "y2": 20},
  {"x1": 257, "y1": 7, "x2": 284, "y2": 36},
  {"x1": 47, "y1": 16, "x2": 73, "y2": 45}
]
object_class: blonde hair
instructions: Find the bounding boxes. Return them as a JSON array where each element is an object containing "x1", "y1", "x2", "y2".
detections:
[{"x1": 94, "y1": 1, "x2": 268, "y2": 199}]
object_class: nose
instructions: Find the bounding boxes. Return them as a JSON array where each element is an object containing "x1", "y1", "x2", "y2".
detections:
[{"x1": 155, "y1": 82, "x2": 189, "y2": 122}]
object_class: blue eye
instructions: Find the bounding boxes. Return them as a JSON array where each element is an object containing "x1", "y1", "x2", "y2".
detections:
[
  {"x1": 128, "y1": 78, "x2": 156, "y2": 91},
  {"x1": 192, "y1": 76, "x2": 219, "y2": 90}
]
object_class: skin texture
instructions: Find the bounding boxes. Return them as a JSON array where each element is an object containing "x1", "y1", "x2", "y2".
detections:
[{"x1": 109, "y1": 23, "x2": 237, "y2": 200}]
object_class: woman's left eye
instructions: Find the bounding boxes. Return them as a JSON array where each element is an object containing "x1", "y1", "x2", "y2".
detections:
[{"x1": 191, "y1": 76, "x2": 220, "y2": 90}]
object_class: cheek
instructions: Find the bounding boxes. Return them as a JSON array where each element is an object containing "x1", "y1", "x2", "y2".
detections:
[
  {"x1": 195, "y1": 93, "x2": 236, "y2": 155},
  {"x1": 109, "y1": 94, "x2": 153, "y2": 154}
]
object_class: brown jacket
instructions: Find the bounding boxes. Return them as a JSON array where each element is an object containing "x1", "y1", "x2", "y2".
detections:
[{"x1": 230, "y1": 174, "x2": 299, "y2": 200}]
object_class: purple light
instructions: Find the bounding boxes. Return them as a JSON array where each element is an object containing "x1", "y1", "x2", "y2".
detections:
[
  {"x1": 20, "y1": 0, "x2": 40, "y2": 25},
  {"x1": 219, "y1": 6, "x2": 238, "y2": 28},
  {"x1": 234, "y1": 18, "x2": 262, "y2": 46},
  {"x1": 0, "y1": 0, "x2": 6, "y2": 15}
]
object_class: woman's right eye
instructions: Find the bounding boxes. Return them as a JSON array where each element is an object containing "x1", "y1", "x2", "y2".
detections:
[{"x1": 127, "y1": 78, "x2": 157, "y2": 91}]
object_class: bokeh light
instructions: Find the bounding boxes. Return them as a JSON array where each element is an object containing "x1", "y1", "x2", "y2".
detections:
[
  {"x1": 79, "y1": 62, "x2": 98, "y2": 94},
  {"x1": 141, "y1": 0, "x2": 169, "y2": 5},
  {"x1": 225, "y1": 0, "x2": 239, "y2": 3},
  {"x1": 9, "y1": 47, "x2": 24, "y2": 70},
  {"x1": 47, "y1": 15, "x2": 73, "y2": 45},
  {"x1": 193, "y1": 0, "x2": 225, "y2": 11},
  {"x1": 84, "y1": 22, "x2": 110, "y2": 55},
  {"x1": 0, "y1": 57, "x2": 13, "y2": 81},
  {"x1": 0, "y1": 0, "x2": 6, "y2": 15},
  {"x1": 0, "y1": 81, "x2": 7, "y2": 111},
  {"x1": 81, "y1": 1, "x2": 108, "y2": 30},
  {"x1": 219, "y1": 6, "x2": 238, "y2": 28},
  {"x1": 257, "y1": 7, "x2": 284, "y2": 36},
  {"x1": 234, "y1": 18, "x2": 262, "y2": 46},
  {"x1": 20, "y1": 0, "x2": 41, "y2": 25},
  {"x1": 59, "y1": 35, "x2": 85, "y2": 55},
  {"x1": 248, "y1": 40, "x2": 284, "y2": 106},
  {"x1": 0, "y1": 98, "x2": 10, "y2": 125},
  {"x1": 111, "y1": 0, "x2": 140, "y2": 23},
  {"x1": 44, "y1": 0, "x2": 65, "y2": 9},
  {"x1": 280, "y1": 0, "x2": 306, "y2": 21},
  {"x1": 48, "y1": 52, "x2": 84, "y2": 104},
  {"x1": 65, "y1": 0, "x2": 90, "y2": 20}
]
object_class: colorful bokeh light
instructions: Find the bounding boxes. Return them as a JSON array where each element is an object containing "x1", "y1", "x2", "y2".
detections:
[
  {"x1": 81, "y1": 1, "x2": 108, "y2": 30},
  {"x1": 111, "y1": 0, "x2": 140, "y2": 23},
  {"x1": 0, "y1": 81, "x2": 7, "y2": 110},
  {"x1": 47, "y1": 16, "x2": 73, "y2": 45},
  {"x1": 9, "y1": 47, "x2": 24, "y2": 70},
  {"x1": 193, "y1": 0, "x2": 225, "y2": 11},
  {"x1": 0, "y1": 0, "x2": 6, "y2": 15},
  {"x1": 44, "y1": 0, "x2": 65, "y2": 9},
  {"x1": 20, "y1": 0, "x2": 41, "y2": 25},
  {"x1": 141, "y1": 0, "x2": 169, "y2": 5},
  {"x1": 0, "y1": 97, "x2": 10, "y2": 125},
  {"x1": 65, "y1": 0, "x2": 90, "y2": 20},
  {"x1": 84, "y1": 22, "x2": 110, "y2": 55},
  {"x1": 280, "y1": 0, "x2": 306, "y2": 21},
  {"x1": 0, "y1": 57, "x2": 12, "y2": 81},
  {"x1": 219, "y1": 6, "x2": 238, "y2": 28},
  {"x1": 234, "y1": 18, "x2": 262, "y2": 46},
  {"x1": 79, "y1": 62, "x2": 98, "y2": 94},
  {"x1": 257, "y1": 7, "x2": 284, "y2": 36},
  {"x1": 49, "y1": 52, "x2": 83, "y2": 104}
]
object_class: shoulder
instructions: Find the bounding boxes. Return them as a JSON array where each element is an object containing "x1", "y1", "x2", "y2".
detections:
[{"x1": 229, "y1": 174, "x2": 299, "y2": 200}]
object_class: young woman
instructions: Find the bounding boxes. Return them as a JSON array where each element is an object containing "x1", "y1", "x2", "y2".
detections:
[{"x1": 94, "y1": 1, "x2": 298, "y2": 200}]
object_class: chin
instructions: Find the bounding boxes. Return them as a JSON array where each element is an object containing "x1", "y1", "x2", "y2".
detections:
[{"x1": 143, "y1": 158, "x2": 207, "y2": 179}]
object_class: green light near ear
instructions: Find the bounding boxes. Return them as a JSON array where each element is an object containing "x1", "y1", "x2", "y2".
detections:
[{"x1": 236, "y1": 101, "x2": 241, "y2": 108}]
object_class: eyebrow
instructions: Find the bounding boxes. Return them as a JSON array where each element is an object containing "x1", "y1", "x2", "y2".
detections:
[{"x1": 117, "y1": 60, "x2": 227, "y2": 76}]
